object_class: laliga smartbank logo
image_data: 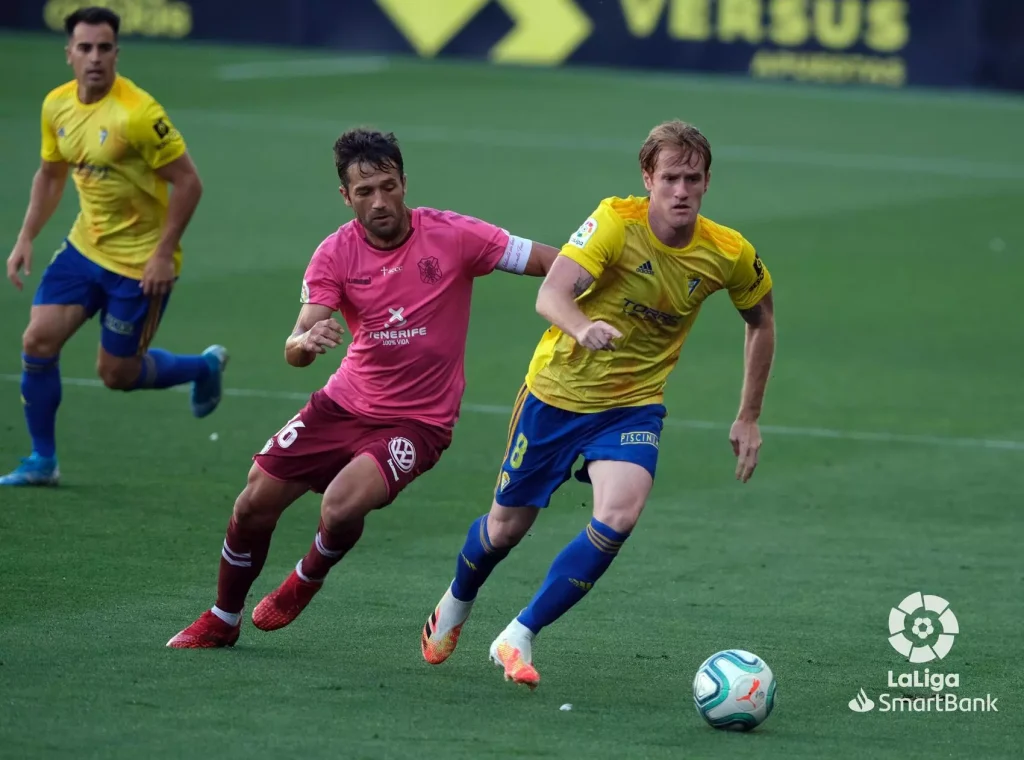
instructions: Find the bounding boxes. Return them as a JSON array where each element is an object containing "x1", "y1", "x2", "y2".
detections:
[
  {"x1": 848, "y1": 592, "x2": 999, "y2": 714},
  {"x1": 888, "y1": 591, "x2": 958, "y2": 663}
]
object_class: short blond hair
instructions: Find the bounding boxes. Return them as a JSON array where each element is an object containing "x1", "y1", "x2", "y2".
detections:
[{"x1": 639, "y1": 120, "x2": 712, "y2": 176}]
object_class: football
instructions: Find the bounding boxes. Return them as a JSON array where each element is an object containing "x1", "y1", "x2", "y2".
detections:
[{"x1": 693, "y1": 649, "x2": 777, "y2": 731}]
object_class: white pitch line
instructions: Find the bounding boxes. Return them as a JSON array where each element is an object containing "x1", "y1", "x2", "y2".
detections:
[
  {"x1": 216, "y1": 56, "x2": 391, "y2": 81},
  {"x1": 1, "y1": 106, "x2": 1017, "y2": 180},
  {"x1": 1, "y1": 374, "x2": 1021, "y2": 452},
  {"x1": 173, "y1": 108, "x2": 1024, "y2": 181}
]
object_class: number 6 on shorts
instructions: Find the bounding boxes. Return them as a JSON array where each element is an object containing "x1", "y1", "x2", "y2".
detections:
[
  {"x1": 276, "y1": 413, "x2": 306, "y2": 449},
  {"x1": 259, "y1": 413, "x2": 305, "y2": 454}
]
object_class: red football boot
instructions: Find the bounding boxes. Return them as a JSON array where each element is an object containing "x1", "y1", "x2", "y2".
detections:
[
  {"x1": 252, "y1": 570, "x2": 322, "y2": 631},
  {"x1": 166, "y1": 610, "x2": 241, "y2": 649}
]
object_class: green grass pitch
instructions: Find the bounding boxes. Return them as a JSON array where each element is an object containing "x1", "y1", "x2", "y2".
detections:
[{"x1": 0, "y1": 32, "x2": 1022, "y2": 759}]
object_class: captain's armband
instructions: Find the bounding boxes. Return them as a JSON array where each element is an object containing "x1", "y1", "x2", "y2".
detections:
[{"x1": 495, "y1": 235, "x2": 533, "y2": 275}]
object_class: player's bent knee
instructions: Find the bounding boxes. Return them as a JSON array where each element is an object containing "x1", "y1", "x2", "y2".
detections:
[
  {"x1": 595, "y1": 504, "x2": 644, "y2": 535},
  {"x1": 22, "y1": 323, "x2": 62, "y2": 359},
  {"x1": 96, "y1": 355, "x2": 141, "y2": 391},
  {"x1": 320, "y1": 454, "x2": 389, "y2": 528},
  {"x1": 589, "y1": 460, "x2": 653, "y2": 535},
  {"x1": 23, "y1": 306, "x2": 88, "y2": 358},
  {"x1": 486, "y1": 500, "x2": 537, "y2": 549},
  {"x1": 233, "y1": 490, "x2": 280, "y2": 531},
  {"x1": 233, "y1": 466, "x2": 295, "y2": 530},
  {"x1": 320, "y1": 489, "x2": 380, "y2": 528}
]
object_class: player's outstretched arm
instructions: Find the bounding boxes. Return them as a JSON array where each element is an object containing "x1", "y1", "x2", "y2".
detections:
[
  {"x1": 154, "y1": 153, "x2": 203, "y2": 256},
  {"x1": 7, "y1": 159, "x2": 68, "y2": 290},
  {"x1": 730, "y1": 290, "x2": 776, "y2": 483},
  {"x1": 488, "y1": 237, "x2": 558, "y2": 277},
  {"x1": 284, "y1": 303, "x2": 345, "y2": 368},
  {"x1": 143, "y1": 153, "x2": 203, "y2": 297},
  {"x1": 536, "y1": 255, "x2": 622, "y2": 351},
  {"x1": 519, "y1": 242, "x2": 559, "y2": 277}
]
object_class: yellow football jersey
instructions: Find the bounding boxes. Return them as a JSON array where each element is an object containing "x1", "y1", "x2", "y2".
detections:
[
  {"x1": 525, "y1": 195, "x2": 773, "y2": 413},
  {"x1": 40, "y1": 75, "x2": 187, "y2": 279}
]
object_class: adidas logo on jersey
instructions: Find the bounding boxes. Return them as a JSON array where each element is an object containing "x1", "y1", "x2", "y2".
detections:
[{"x1": 636, "y1": 260, "x2": 654, "y2": 275}]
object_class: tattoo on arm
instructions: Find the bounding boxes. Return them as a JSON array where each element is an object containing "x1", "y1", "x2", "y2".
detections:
[
  {"x1": 739, "y1": 291, "x2": 774, "y2": 327},
  {"x1": 572, "y1": 273, "x2": 595, "y2": 298},
  {"x1": 739, "y1": 302, "x2": 764, "y2": 327}
]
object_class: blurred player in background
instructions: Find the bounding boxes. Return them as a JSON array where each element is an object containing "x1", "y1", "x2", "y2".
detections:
[
  {"x1": 167, "y1": 128, "x2": 559, "y2": 648},
  {"x1": 3, "y1": 7, "x2": 226, "y2": 487},
  {"x1": 421, "y1": 120, "x2": 777, "y2": 688}
]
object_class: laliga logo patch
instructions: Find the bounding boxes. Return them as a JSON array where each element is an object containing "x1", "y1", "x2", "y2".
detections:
[
  {"x1": 300, "y1": 279, "x2": 310, "y2": 304},
  {"x1": 568, "y1": 217, "x2": 597, "y2": 248},
  {"x1": 388, "y1": 437, "x2": 417, "y2": 473}
]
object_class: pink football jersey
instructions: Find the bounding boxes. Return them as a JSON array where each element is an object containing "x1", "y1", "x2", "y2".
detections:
[{"x1": 301, "y1": 207, "x2": 527, "y2": 429}]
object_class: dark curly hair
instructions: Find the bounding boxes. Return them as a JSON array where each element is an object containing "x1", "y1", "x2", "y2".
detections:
[
  {"x1": 65, "y1": 6, "x2": 120, "y2": 37},
  {"x1": 334, "y1": 128, "x2": 404, "y2": 189}
]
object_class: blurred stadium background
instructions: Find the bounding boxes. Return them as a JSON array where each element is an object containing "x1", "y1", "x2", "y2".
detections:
[{"x1": 1, "y1": 1, "x2": 1022, "y2": 758}]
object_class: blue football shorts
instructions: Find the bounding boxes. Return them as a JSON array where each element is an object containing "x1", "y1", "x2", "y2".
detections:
[
  {"x1": 494, "y1": 385, "x2": 666, "y2": 509},
  {"x1": 33, "y1": 239, "x2": 172, "y2": 357}
]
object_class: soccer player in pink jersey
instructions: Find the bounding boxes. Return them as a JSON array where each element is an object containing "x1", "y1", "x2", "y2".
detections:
[{"x1": 168, "y1": 128, "x2": 558, "y2": 649}]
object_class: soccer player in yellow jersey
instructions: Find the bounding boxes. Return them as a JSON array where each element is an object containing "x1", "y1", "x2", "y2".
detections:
[
  {"x1": 422, "y1": 121, "x2": 777, "y2": 688},
  {"x1": 2, "y1": 7, "x2": 227, "y2": 487}
]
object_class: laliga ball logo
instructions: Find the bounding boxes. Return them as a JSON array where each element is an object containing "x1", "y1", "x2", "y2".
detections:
[{"x1": 887, "y1": 592, "x2": 959, "y2": 663}]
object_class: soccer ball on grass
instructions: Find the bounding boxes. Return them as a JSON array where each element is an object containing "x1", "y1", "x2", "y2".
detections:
[{"x1": 693, "y1": 649, "x2": 776, "y2": 731}]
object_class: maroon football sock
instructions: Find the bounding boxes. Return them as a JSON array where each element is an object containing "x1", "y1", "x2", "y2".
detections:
[
  {"x1": 215, "y1": 515, "x2": 274, "y2": 614},
  {"x1": 299, "y1": 517, "x2": 364, "y2": 581}
]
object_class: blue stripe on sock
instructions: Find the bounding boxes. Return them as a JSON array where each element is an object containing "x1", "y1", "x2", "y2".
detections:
[{"x1": 22, "y1": 354, "x2": 58, "y2": 372}]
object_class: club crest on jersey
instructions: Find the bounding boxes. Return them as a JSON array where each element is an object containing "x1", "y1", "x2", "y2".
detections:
[
  {"x1": 418, "y1": 256, "x2": 442, "y2": 285},
  {"x1": 57, "y1": 127, "x2": 65, "y2": 139},
  {"x1": 99, "y1": 128, "x2": 108, "y2": 145},
  {"x1": 687, "y1": 277, "x2": 702, "y2": 296},
  {"x1": 569, "y1": 217, "x2": 598, "y2": 248}
]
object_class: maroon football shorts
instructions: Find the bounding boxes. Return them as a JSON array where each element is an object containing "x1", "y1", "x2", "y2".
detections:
[{"x1": 252, "y1": 389, "x2": 452, "y2": 502}]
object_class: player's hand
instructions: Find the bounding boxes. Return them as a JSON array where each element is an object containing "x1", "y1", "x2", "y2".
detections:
[
  {"x1": 7, "y1": 238, "x2": 32, "y2": 291},
  {"x1": 575, "y1": 320, "x2": 623, "y2": 351},
  {"x1": 729, "y1": 418, "x2": 762, "y2": 483},
  {"x1": 141, "y1": 255, "x2": 175, "y2": 298},
  {"x1": 299, "y1": 318, "x2": 345, "y2": 354}
]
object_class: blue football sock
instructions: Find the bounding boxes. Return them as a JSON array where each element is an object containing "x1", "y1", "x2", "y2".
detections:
[
  {"x1": 450, "y1": 514, "x2": 512, "y2": 602},
  {"x1": 517, "y1": 518, "x2": 629, "y2": 635},
  {"x1": 21, "y1": 354, "x2": 62, "y2": 459},
  {"x1": 134, "y1": 348, "x2": 211, "y2": 390}
]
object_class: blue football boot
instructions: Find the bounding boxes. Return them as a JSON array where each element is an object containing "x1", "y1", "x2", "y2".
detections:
[
  {"x1": 0, "y1": 453, "x2": 60, "y2": 486},
  {"x1": 191, "y1": 345, "x2": 229, "y2": 418}
]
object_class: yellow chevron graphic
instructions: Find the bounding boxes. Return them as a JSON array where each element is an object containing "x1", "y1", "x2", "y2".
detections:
[
  {"x1": 376, "y1": 0, "x2": 593, "y2": 65},
  {"x1": 375, "y1": 0, "x2": 489, "y2": 57},
  {"x1": 490, "y1": 0, "x2": 593, "y2": 65}
]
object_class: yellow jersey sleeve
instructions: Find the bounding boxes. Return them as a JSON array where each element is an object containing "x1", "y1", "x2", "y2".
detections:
[
  {"x1": 559, "y1": 200, "x2": 626, "y2": 280},
  {"x1": 40, "y1": 96, "x2": 62, "y2": 162},
  {"x1": 726, "y1": 239, "x2": 773, "y2": 310},
  {"x1": 128, "y1": 97, "x2": 187, "y2": 170}
]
